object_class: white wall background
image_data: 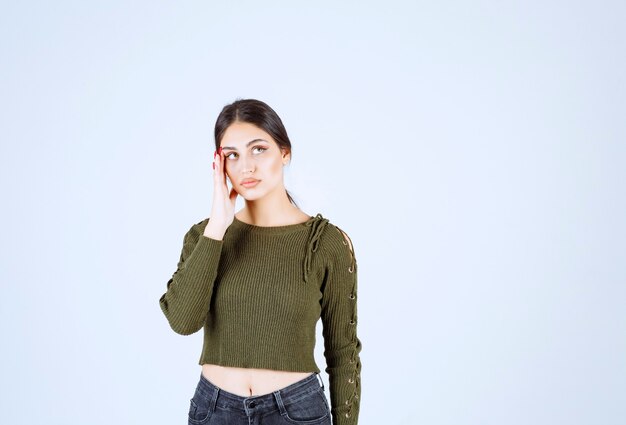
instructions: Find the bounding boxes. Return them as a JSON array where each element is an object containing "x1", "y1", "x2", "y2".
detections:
[{"x1": 1, "y1": 1, "x2": 624, "y2": 424}]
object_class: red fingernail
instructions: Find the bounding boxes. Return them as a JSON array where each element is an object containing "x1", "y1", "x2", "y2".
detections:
[
  {"x1": 212, "y1": 162, "x2": 215, "y2": 170},
  {"x1": 217, "y1": 147, "x2": 222, "y2": 154}
]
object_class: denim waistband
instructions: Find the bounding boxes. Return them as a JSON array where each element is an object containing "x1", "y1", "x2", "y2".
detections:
[{"x1": 195, "y1": 371, "x2": 324, "y2": 414}]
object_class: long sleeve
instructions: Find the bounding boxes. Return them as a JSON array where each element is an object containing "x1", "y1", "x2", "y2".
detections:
[
  {"x1": 320, "y1": 225, "x2": 362, "y2": 425},
  {"x1": 159, "y1": 219, "x2": 223, "y2": 335}
]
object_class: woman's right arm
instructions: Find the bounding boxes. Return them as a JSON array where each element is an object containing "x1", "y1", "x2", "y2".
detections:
[
  {"x1": 158, "y1": 221, "x2": 224, "y2": 335},
  {"x1": 159, "y1": 147, "x2": 237, "y2": 335}
]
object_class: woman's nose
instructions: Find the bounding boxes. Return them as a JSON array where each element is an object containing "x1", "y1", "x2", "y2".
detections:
[{"x1": 240, "y1": 156, "x2": 255, "y2": 174}]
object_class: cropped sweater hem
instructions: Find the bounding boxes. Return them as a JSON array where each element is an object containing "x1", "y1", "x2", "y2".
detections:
[{"x1": 198, "y1": 356, "x2": 321, "y2": 374}]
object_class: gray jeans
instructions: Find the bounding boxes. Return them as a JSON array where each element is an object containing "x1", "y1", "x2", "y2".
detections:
[{"x1": 188, "y1": 371, "x2": 332, "y2": 425}]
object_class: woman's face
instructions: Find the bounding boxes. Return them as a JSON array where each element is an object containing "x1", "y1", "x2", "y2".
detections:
[{"x1": 219, "y1": 121, "x2": 290, "y2": 201}]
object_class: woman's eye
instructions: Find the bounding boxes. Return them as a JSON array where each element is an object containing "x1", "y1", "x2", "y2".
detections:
[{"x1": 223, "y1": 147, "x2": 265, "y2": 160}]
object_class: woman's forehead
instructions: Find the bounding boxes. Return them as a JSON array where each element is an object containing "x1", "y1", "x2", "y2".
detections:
[{"x1": 221, "y1": 122, "x2": 275, "y2": 148}]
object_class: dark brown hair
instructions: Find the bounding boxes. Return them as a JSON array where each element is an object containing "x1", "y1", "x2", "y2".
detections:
[{"x1": 214, "y1": 98, "x2": 298, "y2": 207}]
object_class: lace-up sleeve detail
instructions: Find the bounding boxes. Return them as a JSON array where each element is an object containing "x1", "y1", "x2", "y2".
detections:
[{"x1": 320, "y1": 223, "x2": 362, "y2": 425}]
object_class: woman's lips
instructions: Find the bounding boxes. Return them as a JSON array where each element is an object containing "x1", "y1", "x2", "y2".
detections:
[{"x1": 241, "y1": 179, "x2": 259, "y2": 188}]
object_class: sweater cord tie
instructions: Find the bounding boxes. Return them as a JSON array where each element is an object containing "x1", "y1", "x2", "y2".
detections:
[{"x1": 303, "y1": 213, "x2": 329, "y2": 283}]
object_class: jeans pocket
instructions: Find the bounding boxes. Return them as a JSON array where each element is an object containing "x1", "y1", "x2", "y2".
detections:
[
  {"x1": 188, "y1": 394, "x2": 213, "y2": 425},
  {"x1": 281, "y1": 389, "x2": 330, "y2": 424}
]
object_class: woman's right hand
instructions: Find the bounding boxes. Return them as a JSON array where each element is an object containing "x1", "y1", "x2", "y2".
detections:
[{"x1": 203, "y1": 147, "x2": 238, "y2": 240}]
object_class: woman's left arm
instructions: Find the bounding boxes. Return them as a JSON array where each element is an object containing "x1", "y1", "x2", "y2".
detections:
[{"x1": 320, "y1": 225, "x2": 362, "y2": 425}]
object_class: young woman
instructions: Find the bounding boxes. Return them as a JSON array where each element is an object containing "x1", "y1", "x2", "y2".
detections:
[{"x1": 159, "y1": 99, "x2": 362, "y2": 425}]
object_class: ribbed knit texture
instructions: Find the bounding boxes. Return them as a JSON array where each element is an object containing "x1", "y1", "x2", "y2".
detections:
[{"x1": 159, "y1": 213, "x2": 362, "y2": 425}]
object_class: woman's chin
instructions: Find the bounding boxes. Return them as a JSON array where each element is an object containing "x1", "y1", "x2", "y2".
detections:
[{"x1": 237, "y1": 189, "x2": 263, "y2": 202}]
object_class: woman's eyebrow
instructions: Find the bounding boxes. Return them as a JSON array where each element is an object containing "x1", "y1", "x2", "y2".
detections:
[{"x1": 221, "y1": 138, "x2": 269, "y2": 151}]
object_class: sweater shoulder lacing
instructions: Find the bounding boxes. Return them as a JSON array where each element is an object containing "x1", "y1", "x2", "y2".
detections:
[
  {"x1": 334, "y1": 225, "x2": 357, "y2": 273},
  {"x1": 303, "y1": 213, "x2": 330, "y2": 283}
]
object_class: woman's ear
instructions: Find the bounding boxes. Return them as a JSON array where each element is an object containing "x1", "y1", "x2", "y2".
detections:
[{"x1": 281, "y1": 149, "x2": 291, "y2": 165}]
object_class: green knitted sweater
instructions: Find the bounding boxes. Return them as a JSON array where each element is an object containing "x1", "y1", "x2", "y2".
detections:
[{"x1": 159, "y1": 213, "x2": 362, "y2": 424}]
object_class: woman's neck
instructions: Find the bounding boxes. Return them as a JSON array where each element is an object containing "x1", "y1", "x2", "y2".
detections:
[{"x1": 239, "y1": 191, "x2": 306, "y2": 227}]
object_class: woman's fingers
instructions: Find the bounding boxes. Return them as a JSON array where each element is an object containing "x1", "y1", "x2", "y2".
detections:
[
  {"x1": 213, "y1": 149, "x2": 232, "y2": 201},
  {"x1": 213, "y1": 150, "x2": 222, "y2": 181},
  {"x1": 208, "y1": 148, "x2": 235, "y2": 231},
  {"x1": 217, "y1": 149, "x2": 230, "y2": 195}
]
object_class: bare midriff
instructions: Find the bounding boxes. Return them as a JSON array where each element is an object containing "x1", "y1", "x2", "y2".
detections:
[{"x1": 201, "y1": 363, "x2": 314, "y2": 397}]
